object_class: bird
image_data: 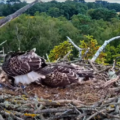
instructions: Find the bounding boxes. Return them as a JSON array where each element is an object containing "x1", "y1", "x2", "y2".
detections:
[
  {"x1": 2, "y1": 49, "x2": 93, "y2": 88},
  {"x1": 39, "y1": 64, "x2": 93, "y2": 87},
  {"x1": 2, "y1": 48, "x2": 47, "y2": 86}
]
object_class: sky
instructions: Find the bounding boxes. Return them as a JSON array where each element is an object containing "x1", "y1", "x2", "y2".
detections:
[{"x1": 25, "y1": 0, "x2": 120, "y2": 3}]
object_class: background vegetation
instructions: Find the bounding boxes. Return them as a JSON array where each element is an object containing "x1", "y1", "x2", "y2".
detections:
[{"x1": 0, "y1": 0, "x2": 120, "y2": 64}]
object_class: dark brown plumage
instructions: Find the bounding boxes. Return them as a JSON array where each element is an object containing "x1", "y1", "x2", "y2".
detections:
[
  {"x1": 40, "y1": 65, "x2": 93, "y2": 87},
  {"x1": 2, "y1": 49, "x2": 93, "y2": 87},
  {"x1": 2, "y1": 49, "x2": 47, "y2": 85}
]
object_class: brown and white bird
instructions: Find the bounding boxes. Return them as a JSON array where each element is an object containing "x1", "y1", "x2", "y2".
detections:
[
  {"x1": 2, "y1": 48, "x2": 47, "y2": 85},
  {"x1": 39, "y1": 64, "x2": 93, "y2": 87},
  {"x1": 2, "y1": 49, "x2": 93, "y2": 87}
]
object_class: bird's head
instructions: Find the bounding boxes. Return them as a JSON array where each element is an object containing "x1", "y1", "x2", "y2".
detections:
[{"x1": 4, "y1": 51, "x2": 26, "y2": 62}]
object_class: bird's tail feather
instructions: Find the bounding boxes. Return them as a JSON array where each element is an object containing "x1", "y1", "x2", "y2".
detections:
[{"x1": 14, "y1": 71, "x2": 45, "y2": 85}]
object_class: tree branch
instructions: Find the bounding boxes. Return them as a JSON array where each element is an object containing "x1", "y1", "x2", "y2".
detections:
[
  {"x1": 66, "y1": 36, "x2": 83, "y2": 59},
  {"x1": 91, "y1": 36, "x2": 120, "y2": 62},
  {"x1": 0, "y1": 40, "x2": 7, "y2": 46},
  {"x1": 0, "y1": 0, "x2": 40, "y2": 28}
]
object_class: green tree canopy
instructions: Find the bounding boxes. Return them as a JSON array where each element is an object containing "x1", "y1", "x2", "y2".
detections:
[{"x1": 88, "y1": 8, "x2": 117, "y2": 21}]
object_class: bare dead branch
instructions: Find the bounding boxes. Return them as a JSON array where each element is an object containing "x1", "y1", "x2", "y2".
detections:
[
  {"x1": 0, "y1": 40, "x2": 7, "y2": 46},
  {"x1": 0, "y1": 0, "x2": 40, "y2": 28},
  {"x1": 67, "y1": 36, "x2": 83, "y2": 59},
  {"x1": 111, "y1": 59, "x2": 116, "y2": 70},
  {"x1": 88, "y1": 59, "x2": 98, "y2": 72},
  {"x1": 103, "y1": 76, "x2": 120, "y2": 88},
  {"x1": 46, "y1": 53, "x2": 50, "y2": 63},
  {"x1": 91, "y1": 36, "x2": 120, "y2": 62},
  {"x1": 62, "y1": 51, "x2": 71, "y2": 61},
  {"x1": 82, "y1": 47, "x2": 90, "y2": 59},
  {"x1": 15, "y1": 25, "x2": 21, "y2": 50},
  {"x1": 86, "y1": 109, "x2": 106, "y2": 120}
]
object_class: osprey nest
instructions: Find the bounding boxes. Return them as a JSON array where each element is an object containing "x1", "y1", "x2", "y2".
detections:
[{"x1": 0, "y1": 57, "x2": 120, "y2": 120}]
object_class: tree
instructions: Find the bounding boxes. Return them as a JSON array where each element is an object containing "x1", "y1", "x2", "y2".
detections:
[
  {"x1": 49, "y1": 41, "x2": 73, "y2": 61},
  {"x1": 88, "y1": 8, "x2": 117, "y2": 21},
  {"x1": 48, "y1": 7, "x2": 60, "y2": 17},
  {"x1": 79, "y1": 0, "x2": 85, "y2": 3},
  {"x1": 0, "y1": 13, "x2": 80, "y2": 56},
  {"x1": 6, "y1": 0, "x2": 21, "y2": 4},
  {"x1": 73, "y1": 0, "x2": 79, "y2": 2},
  {"x1": 71, "y1": 14, "x2": 91, "y2": 34},
  {"x1": 65, "y1": 0, "x2": 72, "y2": 2},
  {"x1": 80, "y1": 35, "x2": 106, "y2": 64}
]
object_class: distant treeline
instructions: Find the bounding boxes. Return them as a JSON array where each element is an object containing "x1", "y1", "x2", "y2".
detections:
[{"x1": 0, "y1": 0, "x2": 120, "y2": 20}]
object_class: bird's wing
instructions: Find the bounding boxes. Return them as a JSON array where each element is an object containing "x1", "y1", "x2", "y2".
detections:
[
  {"x1": 41, "y1": 66, "x2": 79, "y2": 87},
  {"x1": 2, "y1": 50, "x2": 46, "y2": 76},
  {"x1": 18, "y1": 50, "x2": 46, "y2": 71},
  {"x1": 39, "y1": 65, "x2": 93, "y2": 87}
]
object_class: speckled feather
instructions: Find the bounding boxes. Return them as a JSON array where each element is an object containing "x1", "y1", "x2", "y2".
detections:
[
  {"x1": 2, "y1": 50, "x2": 93, "y2": 87},
  {"x1": 2, "y1": 50, "x2": 47, "y2": 77},
  {"x1": 40, "y1": 66, "x2": 93, "y2": 87}
]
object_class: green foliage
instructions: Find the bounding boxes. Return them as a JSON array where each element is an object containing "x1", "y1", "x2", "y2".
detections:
[
  {"x1": 0, "y1": 13, "x2": 79, "y2": 56},
  {"x1": 88, "y1": 8, "x2": 117, "y2": 21},
  {"x1": 48, "y1": 7, "x2": 60, "y2": 17},
  {"x1": 48, "y1": 41, "x2": 73, "y2": 61},
  {"x1": 71, "y1": 14, "x2": 91, "y2": 34},
  {"x1": 85, "y1": 18, "x2": 120, "y2": 45},
  {"x1": 1, "y1": 1, "x2": 120, "y2": 19},
  {"x1": 105, "y1": 44, "x2": 120, "y2": 64},
  {"x1": 105, "y1": 45, "x2": 116, "y2": 63},
  {"x1": 0, "y1": 2, "x2": 27, "y2": 16},
  {"x1": 79, "y1": 35, "x2": 106, "y2": 64}
]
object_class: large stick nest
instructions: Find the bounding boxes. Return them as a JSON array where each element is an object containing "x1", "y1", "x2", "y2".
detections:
[{"x1": 0, "y1": 60, "x2": 120, "y2": 120}]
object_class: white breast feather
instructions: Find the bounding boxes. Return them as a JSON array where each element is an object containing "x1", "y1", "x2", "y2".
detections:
[{"x1": 14, "y1": 71, "x2": 45, "y2": 85}]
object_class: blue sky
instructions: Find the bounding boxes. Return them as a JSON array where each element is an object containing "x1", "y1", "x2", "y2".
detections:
[{"x1": 25, "y1": 0, "x2": 120, "y2": 3}]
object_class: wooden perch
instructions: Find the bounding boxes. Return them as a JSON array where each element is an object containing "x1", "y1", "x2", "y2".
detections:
[
  {"x1": 91, "y1": 36, "x2": 120, "y2": 62},
  {"x1": 0, "y1": 0, "x2": 40, "y2": 28}
]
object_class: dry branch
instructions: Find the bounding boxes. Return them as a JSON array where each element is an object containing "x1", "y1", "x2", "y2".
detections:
[
  {"x1": 15, "y1": 25, "x2": 21, "y2": 50},
  {"x1": 88, "y1": 59, "x2": 98, "y2": 72},
  {"x1": 0, "y1": 40, "x2": 7, "y2": 46},
  {"x1": 62, "y1": 51, "x2": 71, "y2": 61},
  {"x1": 46, "y1": 53, "x2": 50, "y2": 63},
  {"x1": 0, "y1": 0, "x2": 40, "y2": 28},
  {"x1": 86, "y1": 109, "x2": 106, "y2": 120},
  {"x1": 91, "y1": 36, "x2": 120, "y2": 62},
  {"x1": 0, "y1": 91, "x2": 120, "y2": 120},
  {"x1": 103, "y1": 76, "x2": 120, "y2": 88},
  {"x1": 67, "y1": 36, "x2": 83, "y2": 59}
]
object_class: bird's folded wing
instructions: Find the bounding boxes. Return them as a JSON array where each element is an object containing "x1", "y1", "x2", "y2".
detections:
[{"x1": 3, "y1": 50, "x2": 46, "y2": 76}]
